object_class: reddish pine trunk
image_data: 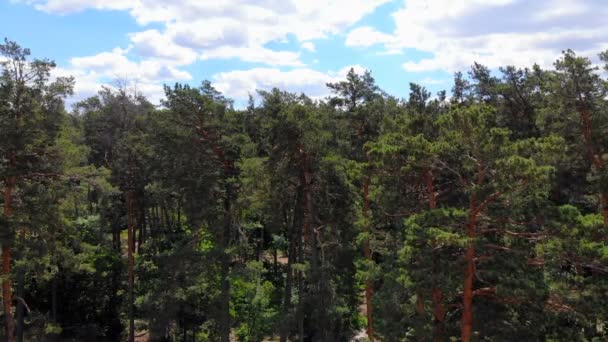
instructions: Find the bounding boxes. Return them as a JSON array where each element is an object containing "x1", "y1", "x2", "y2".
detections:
[
  {"x1": 578, "y1": 108, "x2": 608, "y2": 228},
  {"x1": 127, "y1": 192, "x2": 135, "y2": 342},
  {"x1": 195, "y1": 123, "x2": 233, "y2": 342},
  {"x1": 220, "y1": 182, "x2": 232, "y2": 342},
  {"x1": 462, "y1": 199, "x2": 478, "y2": 342},
  {"x1": 2, "y1": 247, "x2": 14, "y2": 342},
  {"x1": 3, "y1": 172, "x2": 15, "y2": 342},
  {"x1": 362, "y1": 176, "x2": 374, "y2": 341},
  {"x1": 425, "y1": 168, "x2": 437, "y2": 210},
  {"x1": 432, "y1": 287, "x2": 445, "y2": 340},
  {"x1": 425, "y1": 168, "x2": 445, "y2": 341},
  {"x1": 280, "y1": 201, "x2": 298, "y2": 342},
  {"x1": 462, "y1": 242, "x2": 475, "y2": 342},
  {"x1": 601, "y1": 193, "x2": 608, "y2": 228}
]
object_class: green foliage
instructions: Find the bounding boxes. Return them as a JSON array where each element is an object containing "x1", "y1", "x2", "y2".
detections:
[
  {"x1": 3, "y1": 40, "x2": 608, "y2": 341},
  {"x1": 231, "y1": 261, "x2": 278, "y2": 342}
]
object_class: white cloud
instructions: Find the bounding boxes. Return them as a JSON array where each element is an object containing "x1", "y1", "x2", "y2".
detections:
[
  {"x1": 31, "y1": 0, "x2": 135, "y2": 14},
  {"x1": 55, "y1": 47, "x2": 192, "y2": 106},
  {"x1": 345, "y1": 0, "x2": 608, "y2": 72},
  {"x1": 301, "y1": 42, "x2": 316, "y2": 52},
  {"x1": 200, "y1": 46, "x2": 303, "y2": 67},
  {"x1": 69, "y1": 48, "x2": 192, "y2": 81},
  {"x1": 20, "y1": 0, "x2": 392, "y2": 104},
  {"x1": 129, "y1": 29, "x2": 197, "y2": 65},
  {"x1": 213, "y1": 65, "x2": 368, "y2": 100},
  {"x1": 24, "y1": 0, "x2": 391, "y2": 66},
  {"x1": 345, "y1": 26, "x2": 393, "y2": 47}
]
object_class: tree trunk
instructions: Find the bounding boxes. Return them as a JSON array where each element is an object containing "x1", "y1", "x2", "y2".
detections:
[
  {"x1": 15, "y1": 269, "x2": 24, "y2": 342},
  {"x1": 362, "y1": 176, "x2": 374, "y2": 341},
  {"x1": 280, "y1": 199, "x2": 298, "y2": 342},
  {"x1": 279, "y1": 239, "x2": 294, "y2": 342},
  {"x1": 273, "y1": 248, "x2": 278, "y2": 280},
  {"x1": 601, "y1": 193, "x2": 608, "y2": 229},
  {"x1": 112, "y1": 225, "x2": 121, "y2": 253},
  {"x1": 194, "y1": 122, "x2": 235, "y2": 342},
  {"x1": 2, "y1": 246, "x2": 14, "y2": 342},
  {"x1": 578, "y1": 107, "x2": 608, "y2": 228},
  {"x1": 462, "y1": 242, "x2": 475, "y2": 342},
  {"x1": 297, "y1": 256, "x2": 304, "y2": 341},
  {"x1": 162, "y1": 206, "x2": 171, "y2": 230},
  {"x1": 298, "y1": 147, "x2": 314, "y2": 341},
  {"x1": 461, "y1": 207, "x2": 477, "y2": 342},
  {"x1": 138, "y1": 200, "x2": 145, "y2": 253},
  {"x1": 127, "y1": 191, "x2": 136, "y2": 342},
  {"x1": 219, "y1": 182, "x2": 232, "y2": 342},
  {"x1": 52, "y1": 276, "x2": 58, "y2": 322},
  {"x1": 305, "y1": 175, "x2": 320, "y2": 340},
  {"x1": 297, "y1": 220, "x2": 304, "y2": 342},
  {"x1": 3, "y1": 173, "x2": 15, "y2": 342},
  {"x1": 425, "y1": 168, "x2": 445, "y2": 341}
]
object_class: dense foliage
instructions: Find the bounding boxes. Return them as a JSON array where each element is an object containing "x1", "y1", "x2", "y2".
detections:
[{"x1": 1, "y1": 39, "x2": 608, "y2": 341}]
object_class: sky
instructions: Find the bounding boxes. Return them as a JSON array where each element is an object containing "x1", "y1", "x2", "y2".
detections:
[{"x1": 2, "y1": 0, "x2": 608, "y2": 107}]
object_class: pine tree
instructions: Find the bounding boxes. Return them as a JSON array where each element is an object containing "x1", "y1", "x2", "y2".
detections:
[{"x1": 0, "y1": 39, "x2": 73, "y2": 341}]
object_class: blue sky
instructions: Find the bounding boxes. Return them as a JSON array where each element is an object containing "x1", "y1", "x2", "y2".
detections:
[{"x1": 3, "y1": 0, "x2": 608, "y2": 106}]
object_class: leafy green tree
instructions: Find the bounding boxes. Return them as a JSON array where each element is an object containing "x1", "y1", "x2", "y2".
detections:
[
  {"x1": 0, "y1": 39, "x2": 73, "y2": 342},
  {"x1": 326, "y1": 68, "x2": 389, "y2": 341}
]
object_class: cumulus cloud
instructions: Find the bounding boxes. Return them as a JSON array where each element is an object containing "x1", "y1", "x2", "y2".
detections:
[
  {"x1": 345, "y1": 26, "x2": 393, "y2": 47},
  {"x1": 347, "y1": 0, "x2": 608, "y2": 72},
  {"x1": 24, "y1": 0, "x2": 390, "y2": 66},
  {"x1": 54, "y1": 47, "x2": 192, "y2": 106},
  {"x1": 213, "y1": 64, "x2": 368, "y2": 100},
  {"x1": 129, "y1": 29, "x2": 197, "y2": 65},
  {"x1": 31, "y1": 0, "x2": 135, "y2": 14},
  {"x1": 69, "y1": 48, "x2": 192, "y2": 81},
  {"x1": 200, "y1": 47, "x2": 303, "y2": 67},
  {"x1": 20, "y1": 0, "x2": 391, "y2": 104},
  {"x1": 301, "y1": 42, "x2": 316, "y2": 52}
]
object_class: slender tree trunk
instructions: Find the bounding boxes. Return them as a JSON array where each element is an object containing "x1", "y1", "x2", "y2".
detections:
[
  {"x1": 297, "y1": 239, "x2": 304, "y2": 342},
  {"x1": 112, "y1": 225, "x2": 121, "y2": 252},
  {"x1": 461, "y1": 201, "x2": 478, "y2": 342},
  {"x1": 194, "y1": 122, "x2": 236, "y2": 342},
  {"x1": 273, "y1": 248, "x2": 278, "y2": 279},
  {"x1": 182, "y1": 314, "x2": 187, "y2": 342},
  {"x1": 52, "y1": 276, "x2": 58, "y2": 322},
  {"x1": 578, "y1": 107, "x2": 608, "y2": 228},
  {"x1": 279, "y1": 239, "x2": 294, "y2": 342},
  {"x1": 138, "y1": 210, "x2": 144, "y2": 253},
  {"x1": 2, "y1": 246, "x2": 13, "y2": 342},
  {"x1": 304, "y1": 171, "x2": 320, "y2": 340},
  {"x1": 462, "y1": 243, "x2": 474, "y2": 342},
  {"x1": 15, "y1": 269, "x2": 24, "y2": 342},
  {"x1": 152, "y1": 207, "x2": 158, "y2": 239},
  {"x1": 219, "y1": 181, "x2": 232, "y2": 342},
  {"x1": 280, "y1": 200, "x2": 298, "y2": 342},
  {"x1": 601, "y1": 193, "x2": 608, "y2": 228},
  {"x1": 296, "y1": 202, "x2": 305, "y2": 342},
  {"x1": 425, "y1": 168, "x2": 445, "y2": 341},
  {"x1": 87, "y1": 184, "x2": 93, "y2": 215},
  {"x1": 298, "y1": 147, "x2": 315, "y2": 341},
  {"x1": 3, "y1": 171, "x2": 16, "y2": 342},
  {"x1": 160, "y1": 205, "x2": 167, "y2": 229},
  {"x1": 127, "y1": 191, "x2": 135, "y2": 342},
  {"x1": 362, "y1": 176, "x2": 375, "y2": 341},
  {"x1": 138, "y1": 200, "x2": 145, "y2": 253},
  {"x1": 163, "y1": 206, "x2": 171, "y2": 229}
]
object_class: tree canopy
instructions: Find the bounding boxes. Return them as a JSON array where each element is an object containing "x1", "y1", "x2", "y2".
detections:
[{"x1": 1, "y1": 39, "x2": 608, "y2": 341}]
